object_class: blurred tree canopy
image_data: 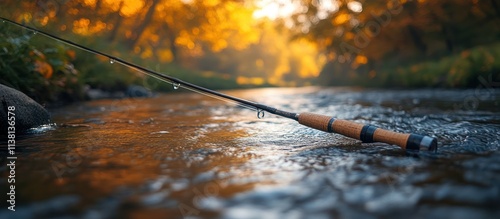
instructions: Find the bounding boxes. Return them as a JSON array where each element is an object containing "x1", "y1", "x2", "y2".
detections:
[
  {"x1": 288, "y1": 0, "x2": 500, "y2": 87},
  {"x1": 1, "y1": 0, "x2": 499, "y2": 89},
  {"x1": 0, "y1": 0, "x2": 324, "y2": 87}
]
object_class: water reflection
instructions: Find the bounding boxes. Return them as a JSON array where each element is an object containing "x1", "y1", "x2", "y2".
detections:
[{"x1": 1, "y1": 87, "x2": 499, "y2": 218}]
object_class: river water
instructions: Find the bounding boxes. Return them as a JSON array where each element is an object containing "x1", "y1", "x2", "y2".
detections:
[{"x1": 1, "y1": 87, "x2": 500, "y2": 219}]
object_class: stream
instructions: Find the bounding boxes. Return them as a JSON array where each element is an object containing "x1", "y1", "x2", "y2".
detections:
[{"x1": 1, "y1": 87, "x2": 500, "y2": 218}]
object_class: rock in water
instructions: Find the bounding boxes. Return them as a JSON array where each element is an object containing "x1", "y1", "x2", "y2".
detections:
[
  {"x1": 0, "y1": 84, "x2": 52, "y2": 136},
  {"x1": 126, "y1": 85, "x2": 153, "y2": 98}
]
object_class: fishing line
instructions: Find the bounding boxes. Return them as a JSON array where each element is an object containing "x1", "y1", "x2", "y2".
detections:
[
  {"x1": 110, "y1": 59, "x2": 257, "y2": 112},
  {"x1": 0, "y1": 17, "x2": 259, "y2": 112}
]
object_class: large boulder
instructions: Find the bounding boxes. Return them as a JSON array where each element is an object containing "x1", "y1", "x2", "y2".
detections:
[{"x1": 0, "y1": 84, "x2": 52, "y2": 136}]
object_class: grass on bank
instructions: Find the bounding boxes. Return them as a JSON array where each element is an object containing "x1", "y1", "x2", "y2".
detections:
[
  {"x1": 326, "y1": 43, "x2": 500, "y2": 88},
  {"x1": 376, "y1": 43, "x2": 500, "y2": 88}
]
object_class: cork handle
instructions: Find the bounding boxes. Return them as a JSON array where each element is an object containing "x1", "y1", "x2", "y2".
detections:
[{"x1": 297, "y1": 112, "x2": 437, "y2": 151}]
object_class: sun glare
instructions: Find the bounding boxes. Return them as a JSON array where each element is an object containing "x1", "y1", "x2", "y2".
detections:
[
  {"x1": 253, "y1": 0, "x2": 340, "y2": 20},
  {"x1": 252, "y1": 0, "x2": 302, "y2": 20},
  {"x1": 316, "y1": 0, "x2": 339, "y2": 19},
  {"x1": 347, "y1": 1, "x2": 363, "y2": 13}
]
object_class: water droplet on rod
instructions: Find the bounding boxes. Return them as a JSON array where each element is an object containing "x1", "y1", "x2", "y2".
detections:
[
  {"x1": 33, "y1": 30, "x2": 37, "y2": 35},
  {"x1": 173, "y1": 83, "x2": 180, "y2": 90},
  {"x1": 257, "y1": 109, "x2": 265, "y2": 119},
  {"x1": 109, "y1": 59, "x2": 115, "y2": 64}
]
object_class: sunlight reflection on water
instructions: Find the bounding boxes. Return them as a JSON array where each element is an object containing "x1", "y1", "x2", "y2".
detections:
[{"x1": 1, "y1": 87, "x2": 499, "y2": 218}]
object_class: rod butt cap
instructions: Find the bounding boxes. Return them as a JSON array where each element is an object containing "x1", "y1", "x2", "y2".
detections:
[{"x1": 407, "y1": 134, "x2": 438, "y2": 152}]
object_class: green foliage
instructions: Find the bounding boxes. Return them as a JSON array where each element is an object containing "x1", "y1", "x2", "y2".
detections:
[
  {"x1": 0, "y1": 21, "x2": 245, "y2": 104},
  {"x1": 361, "y1": 43, "x2": 500, "y2": 88},
  {"x1": 0, "y1": 24, "x2": 83, "y2": 103}
]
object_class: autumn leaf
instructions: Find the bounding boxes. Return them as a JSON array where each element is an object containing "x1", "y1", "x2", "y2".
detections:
[
  {"x1": 66, "y1": 50, "x2": 76, "y2": 60},
  {"x1": 34, "y1": 60, "x2": 54, "y2": 79}
]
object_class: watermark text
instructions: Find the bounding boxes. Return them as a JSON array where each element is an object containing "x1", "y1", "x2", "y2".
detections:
[{"x1": 6, "y1": 105, "x2": 17, "y2": 211}]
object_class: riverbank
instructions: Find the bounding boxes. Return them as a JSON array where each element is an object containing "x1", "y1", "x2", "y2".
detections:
[
  {"x1": 2, "y1": 24, "x2": 499, "y2": 106},
  {"x1": 318, "y1": 43, "x2": 500, "y2": 89},
  {"x1": 0, "y1": 25, "x2": 249, "y2": 106}
]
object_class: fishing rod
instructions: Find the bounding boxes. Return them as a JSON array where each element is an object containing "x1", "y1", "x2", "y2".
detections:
[{"x1": 1, "y1": 17, "x2": 437, "y2": 152}]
